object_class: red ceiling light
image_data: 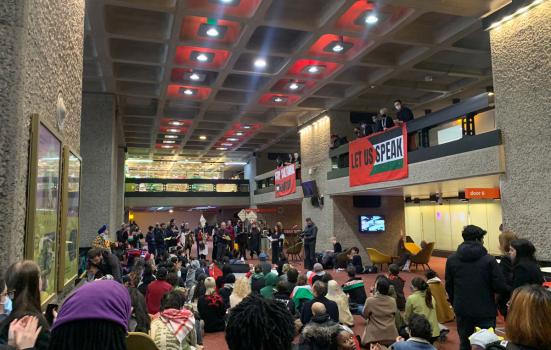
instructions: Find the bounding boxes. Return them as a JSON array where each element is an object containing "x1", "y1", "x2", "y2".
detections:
[
  {"x1": 259, "y1": 93, "x2": 300, "y2": 106},
  {"x1": 287, "y1": 59, "x2": 342, "y2": 79},
  {"x1": 185, "y1": 0, "x2": 261, "y2": 18},
  {"x1": 175, "y1": 46, "x2": 230, "y2": 69},
  {"x1": 336, "y1": 1, "x2": 412, "y2": 34},
  {"x1": 336, "y1": 1, "x2": 375, "y2": 31},
  {"x1": 167, "y1": 84, "x2": 212, "y2": 100},
  {"x1": 180, "y1": 16, "x2": 241, "y2": 44},
  {"x1": 309, "y1": 34, "x2": 366, "y2": 59}
]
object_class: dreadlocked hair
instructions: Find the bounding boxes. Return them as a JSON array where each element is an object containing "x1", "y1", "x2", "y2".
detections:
[
  {"x1": 48, "y1": 320, "x2": 126, "y2": 350},
  {"x1": 225, "y1": 293, "x2": 295, "y2": 350},
  {"x1": 411, "y1": 277, "x2": 433, "y2": 309}
]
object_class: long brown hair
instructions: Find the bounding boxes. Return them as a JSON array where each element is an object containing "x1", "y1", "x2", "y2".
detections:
[
  {"x1": 498, "y1": 230, "x2": 518, "y2": 255},
  {"x1": 411, "y1": 277, "x2": 433, "y2": 309},
  {"x1": 506, "y1": 285, "x2": 551, "y2": 349}
]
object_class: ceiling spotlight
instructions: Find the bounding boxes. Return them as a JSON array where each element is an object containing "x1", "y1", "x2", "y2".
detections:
[
  {"x1": 273, "y1": 96, "x2": 287, "y2": 103},
  {"x1": 324, "y1": 38, "x2": 352, "y2": 54},
  {"x1": 170, "y1": 121, "x2": 184, "y2": 126},
  {"x1": 227, "y1": 137, "x2": 238, "y2": 142},
  {"x1": 179, "y1": 88, "x2": 197, "y2": 96},
  {"x1": 365, "y1": 14, "x2": 379, "y2": 24},
  {"x1": 254, "y1": 58, "x2": 268, "y2": 69},
  {"x1": 210, "y1": 0, "x2": 239, "y2": 5},
  {"x1": 221, "y1": 143, "x2": 233, "y2": 146},
  {"x1": 191, "y1": 51, "x2": 214, "y2": 63},
  {"x1": 308, "y1": 66, "x2": 319, "y2": 73},
  {"x1": 197, "y1": 54, "x2": 208, "y2": 62},
  {"x1": 167, "y1": 128, "x2": 180, "y2": 133},
  {"x1": 242, "y1": 125, "x2": 251, "y2": 129},
  {"x1": 169, "y1": 209, "x2": 174, "y2": 213},
  {"x1": 161, "y1": 145, "x2": 173, "y2": 149},
  {"x1": 235, "y1": 132, "x2": 244, "y2": 136},
  {"x1": 289, "y1": 82, "x2": 299, "y2": 90},
  {"x1": 206, "y1": 27, "x2": 220, "y2": 37},
  {"x1": 164, "y1": 135, "x2": 178, "y2": 139},
  {"x1": 189, "y1": 73, "x2": 200, "y2": 81},
  {"x1": 217, "y1": 147, "x2": 228, "y2": 151},
  {"x1": 199, "y1": 135, "x2": 207, "y2": 140},
  {"x1": 163, "y1": 140, "x2": 176, "y2": 144},
  {"x1": 304, "y1": 65, "x2": 325, "y2": 75},
  {"x1": 332, "y1": 43, "x2": 344, "y2": 53}
]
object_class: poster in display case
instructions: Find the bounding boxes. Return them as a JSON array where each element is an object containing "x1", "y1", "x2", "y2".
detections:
[
  {"x1": 57, "y1": 147, "x2": 81, "y2": 291},
  {"x1": 25, "y1": 115, "x2": 63, "y2": 304}
]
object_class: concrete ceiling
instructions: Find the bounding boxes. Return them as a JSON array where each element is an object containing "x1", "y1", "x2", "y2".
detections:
[{"x1": 83, "y1": 0, "x2": 507, "y2": 164}]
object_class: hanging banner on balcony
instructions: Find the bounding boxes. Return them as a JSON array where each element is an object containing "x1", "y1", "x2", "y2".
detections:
[
  {"x1": 275, "y1": 163, "x2": 296, "y2": 197},
  {"x1": 349, "y1": 124, "x2": 408, "y2": 187}
]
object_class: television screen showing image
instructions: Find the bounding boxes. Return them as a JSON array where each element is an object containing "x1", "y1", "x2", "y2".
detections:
[
  {"x1": 359, "y1": 215, "x2": 385, "y2": 232},
  {"x1": 301, "y1": 181, "x2": 318, "y2": 198}
]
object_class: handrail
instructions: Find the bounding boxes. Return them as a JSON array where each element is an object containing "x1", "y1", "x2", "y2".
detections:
[
  {"x1": 254, "y1": 170, "x2": 275, "y2": 181},
  {"x1": 125, "y1": 178, "x2": 248, "y2": 185}
]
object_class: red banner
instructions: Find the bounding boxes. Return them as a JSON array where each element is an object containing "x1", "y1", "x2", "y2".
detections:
[
  {"x1": 349, "y1": 124, "x2": 408, "y2": 186},
  {"x1": 275, "y1": 164, "x2": 297, "y2": 197}
]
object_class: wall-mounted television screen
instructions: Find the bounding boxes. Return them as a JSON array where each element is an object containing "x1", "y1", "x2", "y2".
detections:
[
  {"x1": 301, "y1": 180, "x2": 318, "y2": 198},
  {"x1": 359, "y1": 215, "x2": 385, "y2": 232}
]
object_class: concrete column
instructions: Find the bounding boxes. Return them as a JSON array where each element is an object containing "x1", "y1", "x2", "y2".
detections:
[
  {"x1": 80, "y1": 93, "x2": 119, "y2": 247},
  {"x1": 489, "y1": 2, "x2": 551, "y2": 260},
  {"x1": 115, "y1": 147, "x2": 126, "y2": 226},
  {"x1": 0, "y1": 1, "x2": 84, "y2": 267},
  {"x1": 244, "y1": 157, "x2": 257, "y2": 208}
]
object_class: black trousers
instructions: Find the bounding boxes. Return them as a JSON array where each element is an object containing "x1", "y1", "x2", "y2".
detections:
[
  {"x1": 456, "y1": 315, "x2": 496, "y2": 350},
  {"x1": 216, "y1": 243, "x2": 226, "y2": 262},
  {"x1": 238, "y1": 240, "x2": 247, "y2": 259},
  {"x1": 304, "y1": 239, "x2": 316, "y2": 270}
]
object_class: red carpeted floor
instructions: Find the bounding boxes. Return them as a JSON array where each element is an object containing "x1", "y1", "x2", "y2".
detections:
[{"x1": 200, "y1": 255, "x2": 479, "y2": 350}]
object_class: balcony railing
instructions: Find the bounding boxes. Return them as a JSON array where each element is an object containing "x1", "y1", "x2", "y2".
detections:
[{"x1": 125, "y1": 178, "x2": 250, "y2": 197}]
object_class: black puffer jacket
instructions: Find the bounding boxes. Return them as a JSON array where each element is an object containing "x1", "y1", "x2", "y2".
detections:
[
  {"x1": 445, "y1": 241, "x2": 509, "y2": 318},
  {"x1": 299, "y1": 314, "x2": 340, "y2": 350}
]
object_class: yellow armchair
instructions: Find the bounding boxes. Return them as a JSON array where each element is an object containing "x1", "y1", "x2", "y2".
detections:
[
  {"x1": 127, "y1": 332, "x2": 159, "y2": 350},
  {"x1": 366, "y1": 248, "x2": 397, "y2": 271}
]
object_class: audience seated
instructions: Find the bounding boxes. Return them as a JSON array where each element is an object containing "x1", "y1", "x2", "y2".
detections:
[
  {"x1": 150, "y1": 290, "x2": 197, "y2": 349},
  {"x1": 308, "y1": 264, "x2": 326, "y2": 285},
  {"x1": 350, "y1": 248, "x2": 363, "y2": 274},
  {"x1": 273, "y1": 281, "x2": 296, "y2": 317},
  {"x1": 225, "y1": 294, "x2": 295, "y2": 350},
  {"x1": 291, "y1": 275, "x2": 314, "y2": 315},
  {"x1": 300, "y1": 281, "x2": 339, "y2": 326},
  {"x1": 258, "y1": 253, "x2": 272, "y2": 275},
  {"x1": 286, "y1": 268, "x2": 299, "y2": 291},
  {"x1": 334, "y1": 326, "x2": 361, "y2": 350},
  {"x1": 250, "y1": 264, "x2": 266, "y2": 294},
  {"x1": 342, "y1": 266, "x2": 367, "y2": 315},
  {"x1": 229, "y1": 277, "x2": 251, "y2": 309},
  {"x1": 146, "y1": 267, "x2": 173, "y2": 315},
  {"x1": 387, "y1": 264, "x2": 406, "y2": 311},
  {"x1": 87, "y1": 247, "x2": 123, "y2": 283},
  {"x1": 390, "y1": 314, "x2": 437, "y2": 350},
  {"x1": 0, "y1": 315, "x2": 42, "y2": 350},
  {"x1": 127, "y1": 287, "x2": 151, "y2": 333},
  {"x1": 197, "y1": 277, "x2": 226, "y2": 333},
  {"x1": 404, "y1": 277, "x2": 440, "y2": 343},
  {"x1": 260, "y1": 272, "x2": 279, "y2": 300},
  {"x1": 219, "y1": 273, "x2": 235, "y2": 309},
  {"x1": 298, "y1": 302, "x2": 340, "y2": 350},
  {"x1": 48, "y1": 280, "x2": 131, "y2": 350},
  {"x1": 326, "y1": 280, "x2": 354, "y2": 327},
  {"x1": 361, "y1": 276, "x2": 398, "y2": 347},
  {"x1": 425, "y1": 270, "x2": 454, "y2": 324}
]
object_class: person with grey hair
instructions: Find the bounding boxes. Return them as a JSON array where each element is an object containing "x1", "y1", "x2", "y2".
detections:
[{"x1": 300, "y1": 281, "x2": 339, "y2": 325}]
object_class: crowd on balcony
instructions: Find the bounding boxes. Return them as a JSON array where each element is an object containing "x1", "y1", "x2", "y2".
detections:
[{"x1": 0, "y1": 218, "x2": 549, "y2": 350}]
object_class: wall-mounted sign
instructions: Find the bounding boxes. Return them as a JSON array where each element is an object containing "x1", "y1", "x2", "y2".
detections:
[
  {"x1": 349, "y1": 124, "x2": 408, "y2": 186},
  {"x1": 275, "y1": 163, "x2": 296, "y2": 197},
  {"x1": 464, "y1": 187, "x2": 501, "y2": 199}
]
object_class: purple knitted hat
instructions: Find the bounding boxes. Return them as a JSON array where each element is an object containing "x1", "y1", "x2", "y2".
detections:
[{"x1": 52, "y1": 280, "x2": 131, "y2": 331}]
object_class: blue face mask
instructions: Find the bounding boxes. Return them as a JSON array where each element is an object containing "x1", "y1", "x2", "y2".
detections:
[{"x1": 3, "y1": 296, "x2": 12, "y2": 315}]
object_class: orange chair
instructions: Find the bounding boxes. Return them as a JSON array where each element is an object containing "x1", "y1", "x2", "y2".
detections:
[
  {"x1": 366, "y1": 248, "x2": 397, "y2": 271},
  {"x1": 410, "y1": 242, "x2": 435, "y2": 270}
]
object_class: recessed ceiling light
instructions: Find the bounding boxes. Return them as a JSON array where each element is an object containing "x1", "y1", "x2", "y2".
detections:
[
  {"x1": 332, "y1": 43, "x2": 344, "y2": 53},
  {"x1": 210, "y1": 0, "x2": 239, "y2": 5},
  {"x1": 189, "y1": 73, "x2": 200, "y2": 81},
  {"x1": 163, "y1": 140, "x2": 176, "y2": 144},
  {"x1": 324, "y1": 40, "x2": 353, "y2": 54},
  {"x1": 221, "y1": 143, "x2": 233, "y2": 146},
  {"x1": 242, "y1": 125, "x2": 251, "y2": 129},
  {"x1": 289, "y1": 82, "x2": 299, "y2": 90},
  {"x1": 227, "y1": 137, "x2": 238, "y2": 142},
  {"x1": 191, "y1": 51, "x2": 214, "y2": 63},
  {"x1": 167, "y1": 128, "x2": 180, "y2": 133},
  {"x1": 254, "y1": 58, "x2": 267, "y2": 69},
  {"x1": 184, "y1": 89, "x2": 194, "y2": 95},
  {"x1": 365, "y1": 14, "x2": 379, "y2": 24},
  {"x1": 197, "y1": 54, "x2": 208, "y2": 62},
  {"x1": 161, "y1": 145, "x2": 173, "y2": 149},
  {"x1": 206, "y1": 27, "x2": 219, "y2": 37},
  {"x1": 273, "y1": 96, "x2": 288, "y2": 103},
  {"x1": 235, "y1": 132, "x2": 244, "y2": 136},
  {"x1": 165, "y1": 135, "x2": 178, "y2": 139},
  {"x1": 199, "y1": 135, "x2": 207, "y2": 140},
  {"x1": 217, "y1": 147, "x2": 228, "y2": 151},
  {"x1": 305, "y1": 65, "x2": 326, "y2": 75},
  {"x1": 170, "y1": 121, "x2": 184, "y2": 126}
]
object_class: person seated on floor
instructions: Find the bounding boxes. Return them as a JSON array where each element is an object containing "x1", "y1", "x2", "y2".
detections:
[
  {"x1": 361, "y1": 276, "x2": 399, "y2": 347},
  {"x1": 287, "y1": 267, "x2": 299, "y2": 291},
  {"x1": 334, "y1": 325, "x2": 361, "y2": 350},
  {"x1": 350, "y1": 247, "x2": 363, "y2": 274},
  {"x1": 197, "y1": 277, "x2": 226, "y2": 333},
  {"x1": 425, "y1": 270, "x2": 454, "y2": 324},
  {"x1": 326, "y1": 280, "x2": 354, "y2": 327},
  {"x1": 307, "y1": 263, "x2": 326, "y2": 285},
  {"x1": 300, "y1": 281, "x2": 339, "y2": 325},
  {"x1": 298, "y1": 302, "x2": 340, "y2": 350},
  {"x1": 321, "y1": 237, "x2": 343, "y2": 269},
  {"x1": 145, "y1": 267, "x2": 173, "y2": 315},
  {"x1": 216, "y1": 264, "x2": 233, "y2": 290},
  {"x1": 258, "y1": 252, "x2": 273, "y2": 275},
  {"x1": 388, "y1": 314, "x2": 437, "y2": 350},
  {"x1": 336, "y1": 248, "x2": 354, "y2": 269},
  {"x1": 387, "y1": 264, "x2": 406, "y2": 311},
  {"x1": 229, "y1": 276, "x2": 251, "y2": 309},
  {"x1": 225, "y1": 294, "x2": 295, "y2": 350},
  {"x1": 404, "y1": 277, "x2": 440, "y2": 344},
  {"x1": 250, "y1": 264, "x2": 266, "y2": 294},
  {"x1": 342, "y1": 266, "x2": 368, "y2": 315},
  {"x1": 291, "y1": 274, "x2": 314, "y2": 315},
  {"x1": 150, "y1": 290, "x2": 197, "y2": 350},
  {"x1": 219, "y1": 273, "x2": 235, "y2": 309},
  {"x1": 260, "y1": 272, "x2": 279, "y2": 300},
  {"x1": 273, "y1": 281, "x2": 297, "y2": 317}
]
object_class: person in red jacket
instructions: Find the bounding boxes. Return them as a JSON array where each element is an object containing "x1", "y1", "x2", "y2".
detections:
[{"x1": 145, "y1": 267, "x2": 173, "y2": 314}]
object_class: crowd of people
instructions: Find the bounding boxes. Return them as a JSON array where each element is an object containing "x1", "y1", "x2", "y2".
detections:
[{"x1": 0, "y1": 220, "x2": 549, "y2": 350}]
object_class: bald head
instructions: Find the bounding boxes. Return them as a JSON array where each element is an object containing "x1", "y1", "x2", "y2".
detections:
[{"x1": 311, "y1": 302, "x2": 326, "y2": 317}]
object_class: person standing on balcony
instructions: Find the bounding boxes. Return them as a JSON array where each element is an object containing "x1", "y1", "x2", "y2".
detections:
[
  {"x1": 394, "y1": 100, "x2": 414, "y2": 123},
  {"x1": 375, "y1": 108, "x2": 395, "y2": 132},
  {"x1": 303, "y1": 218, "x2": 318, "y2": 270}
]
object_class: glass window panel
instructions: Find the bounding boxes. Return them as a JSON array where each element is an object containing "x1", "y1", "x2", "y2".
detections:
[
  {"x1": 166, "y1": 183, "x2": 189, "y2": 192},
  {"x1": 216, "y1": 183, "x2": 238, "y2": 192}
]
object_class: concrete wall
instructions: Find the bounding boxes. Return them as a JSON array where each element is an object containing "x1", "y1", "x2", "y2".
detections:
[
  {"x1": 0, "y1": 0, "x2": 85, "y2": 267},
  {"x1": 255, "y1": 204, "x2": 302, "y2": 230},
  {"x1": 489, "y1": 1, "x2": 551, "y2": 260}
]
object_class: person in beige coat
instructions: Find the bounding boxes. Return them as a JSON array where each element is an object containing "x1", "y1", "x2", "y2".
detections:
[
  {"x1": 361, "y1": 276, "x2": 399, "y2": 347},
  {"x1": 326, "y1": 280, "x2": 354, "y2": 326}
]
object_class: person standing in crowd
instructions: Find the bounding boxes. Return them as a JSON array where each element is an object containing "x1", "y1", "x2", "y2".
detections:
[
  {"x1": 194, "y1": 221, "x2": 204, "y2": 259},
  {"x1": 326, "y1": 280, "x2": 354, "y2": 327},
  {"x1": 150, "y1": 290, "x2": 197, "y2": 350},
  {"x1": 269, "y1": 223, "x2": 284, "y2": 265},
  {"x1": 197, "y1": 226, "x2": 208, "y2": 260},
  {"x1": 87, "y1": 248, "x2": 122, "y2": 283},
  {"x1": 509, "y1": 239, "x2": 544, "y2": 289},
  {"x1": 248, "y1": 221, "x2": 261, "y2": 259},
  {"x1": 376, "y1": 108, "x2": 395, "y2": 132},
  {"x1": 145, "y1": 226, "x2": 156, "y2": 255},
  {"x1": 145, "y1": 267, "x2": 173, "y2": 315},
  {"x1": 236, "y1": 221, "x2": 248, "y2": 261},
  {"x1": 361, "y1": 276, "x2": 399, "y2": 347},
  {"x1": 300, "y1": 281, "x2": 339, "y2": 325},
  {"x1": 0, "y1": 261, "x2": 50, "y2": 349},
  {"x1": 226, "y1": 220, "x2": 235, "y2": 251},
  {"x1": 299, "y1": 302, "x2": 340, "y2": 350},
  {"x1": 405, "y1": 277, "x2": 440, "y2": 344},
  {"x1": 303, "y1": 218, "x2": 318, "y2": 270},
  {"x1": 445, "y1": 225, "x2": 509, "y2": 350},
  {"x1": 154, "y1": 223, "x2": 166, "y2": 257},
  {"x1": 260, "y1": 221, "x2": 270, "y2": 254},
  {"x1": 47, "y1": 280, "x2": 131, "y2": 350},
  {"x1": 225, "y1": 294, "x2": 295, "y2": 350},
  {"x1": 92, "y1": 224, "x2": 111, "y2": 251},
  {"x1": 394, "y1": 99, "x2": 414, "y2": 123},
  {"x1": 197, "y1": 277, "x2": 226, "y2": 333},
  {"x1": 215, "y1": 222, "x2": 229, "y2": 263},
  {"x1": 127, "y1": 287, "x2": 150, "y2": 333}
]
